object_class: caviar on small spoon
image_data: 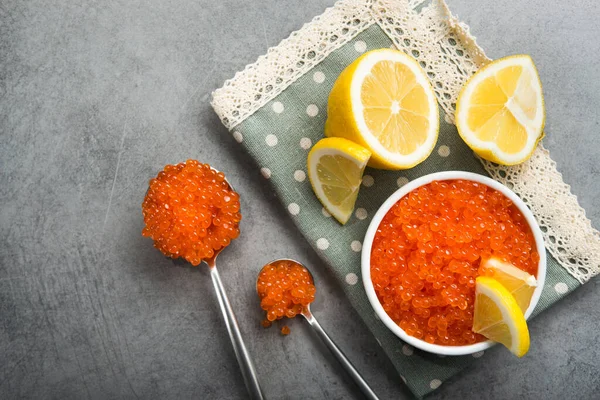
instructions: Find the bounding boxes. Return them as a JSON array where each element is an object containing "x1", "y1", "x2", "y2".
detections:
[
  {"x1": 142, "y1": 160, "x2": 264, "y2": 400},
  {"x1": 257, "y1": 259, "x2": 380, "y2": 400}
]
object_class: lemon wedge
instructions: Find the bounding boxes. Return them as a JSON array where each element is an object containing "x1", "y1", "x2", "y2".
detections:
[
  {"x1": 481, "y1": 257, "x2": 537, "y2": 313},
  {"x1": 473, "y1": 276, "x2": 530, "y2": 357},
  {"x1": 456, "y1": 55, "x2": 545, "y2": 165},
  {"x1": 325, "y1": 49, "x2": 439, "y2": 170},
  {"x1": 307, "y1": 138, "x2": 371, "y2": 224}
]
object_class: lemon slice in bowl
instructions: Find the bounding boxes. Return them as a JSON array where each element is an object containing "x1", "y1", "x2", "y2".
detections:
[
  {"x1": 473, "y1": 276, "x2": 530, "y2": 357},
  {"x1": 325, "y1": 49, "x2": 439, "y2": 170},
  {"x1": 307, "y1": 138, "x2": 371, "y2": 224},
  {"x1": 481, "y1": 257, "x2": 537, "y2": 312},
  {"x1": 456, "y1": 55, "x2": 545, "y2": 165}
]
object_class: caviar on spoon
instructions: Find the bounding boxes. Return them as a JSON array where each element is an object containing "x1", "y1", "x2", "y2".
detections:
[
  {"x1": 142, "y1": 160, "x2": 264, "y2": 400},
  {"x1": 257, "y1": 259, "x2": 380, "y2": 400}
]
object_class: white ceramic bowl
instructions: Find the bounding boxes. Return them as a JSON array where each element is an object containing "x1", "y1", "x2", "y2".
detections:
[{"x1": 361, "y1": 171, "x2": 546, "y2": 356}]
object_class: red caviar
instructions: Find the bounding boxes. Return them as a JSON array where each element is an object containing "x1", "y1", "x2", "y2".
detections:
[
  {"x1": 261, "y1": 319, "x2": 272, "y2": 328},
  {"x1": 371, "y1": 180, "x2": 538, "y2": 346},
  {"x1": 257, "y1": 260, "x2": 316, "y2": 335},
  {"x1": 141, "y1": 160, "x2": 241, "y2": 266},
  {"x1": 280, "y1": 326, "x2": 291, "y2": 336}
]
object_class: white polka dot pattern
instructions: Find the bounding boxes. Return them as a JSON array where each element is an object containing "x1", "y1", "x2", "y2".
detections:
[
  {"x1": 260, "y1": 168, "x2": 271, "y2": 179},
  {"x1": 362, "y1": 175, "x2": 374, "y2": 187},
  {"x1": 265, "y1": 134, "x2": 278, "y2": 147},
  {"x1": 316, "y1": 238, "x2": 329, "y2": 250},
  {"x1": 300, "y1": 137, "x2": 312, "y2": 149},
  {"x1": 354, "y1": 40, "x2": 367, "y2": 52},
  {"x1": 288, "y1": 203, "x2": 300, "y2": 215},
  {"x1": 294, "y1": 170, "x2": 306, "y2": 182},
  {"x1": 306, "y1": 104, "x2": 319, "y2": 117},
  {"x1": 438, "y1": 145, "x2": 450, "y2": 157},
  {"x1": 355, "y1": 208, "x2": 368, "y2": 220},
  {"x1": 272, "y1": 101, "x2": 284, "y2": 113},
  {"x1": 232, "y1": 131, "x2": 243, "y2": 143},
  {"x1": 345, "y1": 273, "x2": 358, "y2": 285},
  {"x1": 430, "y1": 379, "x2": 442, "y2": 389},
  {"x1": 554, "y1": 282, "x2": 568, "y2": 294},
  {"x1": 397, "y1": 176, "x2": 409, "y2": 187},
  {"x1": 313, "y1": 71, "x2": 325, "y2": 83}
]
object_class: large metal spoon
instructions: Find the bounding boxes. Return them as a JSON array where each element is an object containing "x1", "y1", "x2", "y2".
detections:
[
  {"x1": 146, "y1": 167, "x2": 264, "y2": 400},
  {"x1": 205, "y1": 252, "x2": 264, "y2": 399},
  {"x1": 257, "y1": 259, "x2": 379, "y2": 400},
  {"x1": 202, "y1": 172, "x2": 264, "y2": 400}
]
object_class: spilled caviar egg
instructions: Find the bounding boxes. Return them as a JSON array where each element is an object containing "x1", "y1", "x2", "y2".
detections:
[
  {"x1": 261, "y1": 319, "x2": 272, "y2": 328},
  {"x1": 141, "y1": 160, "x2": 241, "y2": 266},
  {"x1": 256, "y1": 259, "x2": 316, "y2": 335},
  {"x1": 370, "y1": 179, "x2": 538, "y2": 346}
]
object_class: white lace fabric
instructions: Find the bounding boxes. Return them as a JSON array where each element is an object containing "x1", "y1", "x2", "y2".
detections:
[
  {"x1": 211, "y1": 0, "x2": 600, "y2": 283},
  {"x1": 211, "y1": 0, "x2": 374, "y2": 129}
]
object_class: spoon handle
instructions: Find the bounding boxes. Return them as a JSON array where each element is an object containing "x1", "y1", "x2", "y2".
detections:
[
  {"x1": 210, "y1": 265, "x2": 265, "y2": 400},
  {"x1": 303, "y1": 311, "x2": 380, "y2": 400}
]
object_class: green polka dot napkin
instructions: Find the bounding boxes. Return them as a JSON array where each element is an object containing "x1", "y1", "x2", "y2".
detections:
[{"x1": 211, "y1": 1, "x2": 600, "y2": 397}]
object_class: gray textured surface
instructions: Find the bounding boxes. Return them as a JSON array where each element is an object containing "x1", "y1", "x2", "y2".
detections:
[{"x1": 0, "y1": 0, "x2": 598, "y2": 399}]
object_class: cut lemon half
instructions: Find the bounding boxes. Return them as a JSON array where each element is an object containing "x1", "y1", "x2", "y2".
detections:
[
  {"x1": 473, "y1": 276, "x2": 530, "y2": 357},
  {"x1": 307, "y1": 138, "x2": 371, "y2": 224},
  {"x1": 456, "y1": 55, "x2": 545, "y2": 165},
  {"x1": 481, "y1": 257, "x2": 537, "y2": 313},
  {"x1": 325, "y1": 49, "x2": 439, "y2": 170}
]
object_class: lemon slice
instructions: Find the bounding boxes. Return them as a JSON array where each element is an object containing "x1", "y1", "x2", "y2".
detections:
[
  {"x1": 307, "y1": 137, "x2": 371, "y2": 224},
  {"x1": 325, "y1": 49, "x2": 439, "y2": 170},
  {"x1": 456, "y1": 55, "x2": 545, "y2": 165},
  {"x1": 481, "y1": 257, "x2": 537, "y2": 313},
  {"x1": 473, "y1": 276, "x2": 530, "y2": 357}
]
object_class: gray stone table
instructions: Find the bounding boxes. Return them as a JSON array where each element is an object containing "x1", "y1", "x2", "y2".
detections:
[{"x1": 1, "y1": 0, "x2": 599, "y2": 399}]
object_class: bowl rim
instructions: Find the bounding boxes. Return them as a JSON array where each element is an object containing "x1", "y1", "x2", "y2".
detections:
[{"x1": 361, "y1": 171, "x2": 547, "y2": 356}]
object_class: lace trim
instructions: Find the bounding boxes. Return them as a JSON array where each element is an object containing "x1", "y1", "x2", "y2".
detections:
[
  {"x1": 210, "y1": 0, "x2": 374, "y2": 129},
  {"x1": 210, "y1": 0, "x2": 600, "y2": 283},
  {"x1": 481, "y1": 146, "x2": 600, "y2": 283}
]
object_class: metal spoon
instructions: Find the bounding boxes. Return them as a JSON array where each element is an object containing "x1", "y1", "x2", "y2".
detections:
[
  {"x1": 258, "y1": 259, "x2": 380, "y2": 400},
  {"x1": 146, "y1": 167, "x2": 265, "y2": 400},
  {"x1": 205, "y1": 252, "x2": 264, "y2": 399},
  {"x1": 202, "y1": 172, "x2": 264, "y2": 400}
]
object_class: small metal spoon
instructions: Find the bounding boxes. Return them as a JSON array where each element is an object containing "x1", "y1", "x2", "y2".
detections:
[
  {"x1": 205, "y1": 252, "x2": 264, "y2": 400},
  {"x1": 258, "y1": 259, "x2": 380, "y2": 400},
  {"x1": 146, "y1": 167, "x2": 265, "y2": 400}
]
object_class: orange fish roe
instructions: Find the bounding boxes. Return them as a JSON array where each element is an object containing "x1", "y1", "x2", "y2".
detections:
[
  {"x1": 261, "y1": 319, "x2": 272, "y2": 328},
  {"x1": 141, "y1": 160, "x2": 241, "y2": 266},
  {"x1": 371, "y1": 180, "x2": 539, "y2": 346},
  {"x1": 257, "y1": 260, "x2": 316, "y2": 327},
  {"x1": 280, "y1": 326, "x2": 291, "y2": 336}
]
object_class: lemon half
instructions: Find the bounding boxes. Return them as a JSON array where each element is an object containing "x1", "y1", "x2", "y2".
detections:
[
  {"x1": 325, "y1": 49, "x2": 439, "y2": 170},
  {"x1": 456, "y1": 55, "x2": 545, "y2": 165}
]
